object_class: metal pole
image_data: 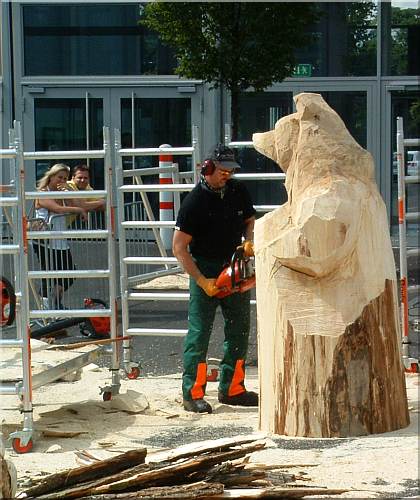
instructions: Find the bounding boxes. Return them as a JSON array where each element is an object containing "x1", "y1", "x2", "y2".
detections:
[
  {"x1": 114, "y1": 129, "x2": 133, "y2": 373},
  {"x1": 396, "y1": 117, "x2": 409, "y2": 361},
  {"x1": 192, "y1": 125, "x2": 200, "y2": 184},
  {"x1": 104, "y1": 126, "x2": 120, "y2": 394},
  {"x1": 159, "y1": 144, "x2": 174, "y2": 250},
  {"x1": 85, "y1": 92, "x2": 90, "y2": 168},
  {"x1": 13, "y1": 121, "x2": 34, "y2": 447}
]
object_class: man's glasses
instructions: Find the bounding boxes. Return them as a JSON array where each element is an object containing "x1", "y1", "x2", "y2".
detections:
[{"x1": 217, "y1": 168, "x2": 234, "y2": 176}]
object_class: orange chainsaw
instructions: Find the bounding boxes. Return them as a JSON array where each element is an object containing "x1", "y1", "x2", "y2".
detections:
[{"x1": 215, "y1": 247, "x2": 256, "y2": 298}]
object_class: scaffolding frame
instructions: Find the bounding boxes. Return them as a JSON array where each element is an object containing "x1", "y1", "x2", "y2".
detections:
[
  {"x1": 396, "y1": 116, "x2": 420, "y2": 371},
  {"x1": 114, "y1": 127, "x2": 287, "y2": 371},
  {"x1": 0, "y1": 123, "x2": 119, "y2": 453}
]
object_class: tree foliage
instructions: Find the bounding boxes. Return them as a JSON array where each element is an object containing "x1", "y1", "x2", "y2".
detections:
[{"x1": 140, "y1": 2, "x2": 319, "y2": 139}]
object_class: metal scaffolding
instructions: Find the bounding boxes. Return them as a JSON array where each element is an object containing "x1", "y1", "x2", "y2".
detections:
[
  {"x1": 0, "y1": 123, "x2": 119, "y2": 453},
  {"x1": 396, "y1": 116, "x2": 420, "y2": 372}
]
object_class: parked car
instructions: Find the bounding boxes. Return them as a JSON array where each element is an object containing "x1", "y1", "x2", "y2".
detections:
[
  {"x1": 392, "y1": 150, "x2": 419, "y2": 180},
  {"x1": 407, "y1": 150, "x2": 420, "y2": 177}
]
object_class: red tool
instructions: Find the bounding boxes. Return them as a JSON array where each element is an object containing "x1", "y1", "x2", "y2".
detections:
[
  {"x1": 215, "y1": 247, "x2": 256, "y2": 299},
  {"x1": 1, "y1": 276, "x2": 16, "y2": 327},
  {"x1": 80, "y1": 298, "x2": 111, "y2": 338}
]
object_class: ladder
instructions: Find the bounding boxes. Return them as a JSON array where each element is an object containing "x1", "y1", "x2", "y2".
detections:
[
  {"x1": 396, "y1": 116, "x2": 420, "y2": 372},
  {"x1": 114, "y1": 129, "x2": 200, "y2": 374},
  {"x1": 0, "y1": 123, "x2": 120, "y2": 453}
]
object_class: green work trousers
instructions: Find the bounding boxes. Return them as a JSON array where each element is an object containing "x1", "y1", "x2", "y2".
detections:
[{"x1": 182, "y1": 256, "x2": 251, "y2": 401}]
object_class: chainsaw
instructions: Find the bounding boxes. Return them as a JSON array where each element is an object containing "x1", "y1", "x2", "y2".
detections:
[{"x1": 214, "y1": 247, "x2": 256, "y2": 298}]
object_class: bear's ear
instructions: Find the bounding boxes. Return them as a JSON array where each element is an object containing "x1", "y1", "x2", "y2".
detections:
[
  {"x1": 295, "y1": 92, "x2": 325, "y2": 121},
  {"x1": 253, "y1": 130, "x2": 278, "y2": 164}
]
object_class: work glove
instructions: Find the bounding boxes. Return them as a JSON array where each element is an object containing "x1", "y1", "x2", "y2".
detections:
[
  {"x1": 242, "y1": 240, "x2": 254, "y2": 257},
  {"x1": 197, "y1": 276, "x2": 219, "y2": 297}
]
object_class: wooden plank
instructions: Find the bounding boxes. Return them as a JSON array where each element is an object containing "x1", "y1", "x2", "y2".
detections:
[
  {"x1": 76, "y1": 481, "x2": 224, "y2": 499},
  {"x1": 46, "y1": 336, "x2": 131, "y2": 350},
  {"x1": 147, "y1": 435, "x2": 266, "y2": 463},
  {"x1": 23, "y1": 448, "x2": 147, "y2": 498},
  {"x1": 30, "y1": 443, "x2": 265, "y2": 499},
  {"x1": 211, "y1": 487, "x2": 349, "y2": 498}
]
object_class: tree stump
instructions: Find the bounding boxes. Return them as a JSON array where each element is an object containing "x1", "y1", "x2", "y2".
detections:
[
  {"x1": 1, "y1": 445, "x2": 16, "y2": 499},
  {"x1": 252, "y1": 92, "x2": 409, "y2": 437}
]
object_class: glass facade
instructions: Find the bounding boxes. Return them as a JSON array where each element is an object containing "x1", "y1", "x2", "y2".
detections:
[
  {"x1": 382, "y1": 2, "x2": 420, "y2": 76},
  {"x1": 23, "y1": 4, "x2": 176, "y2": 76},
  {"x1": 237, "y1": 92, "x2": 293, "y2": 207},
  {"x1": 121, "y1": 96, "x2": 192, "y2": 216},
  {"x1": 295, "y1": 2, "x2": 377, "y2": 77},
  {"x1": 34, "y1": 98, "x2": 104, "y2": 186},
  {"x1": 21, "y1": 2, "x2": 388, "y2": 79},
  {"x1": 1, "y1": 1, "x2": 418, "y2": 222},
  {"x1": 390, "y1": 91, "x2": 420, "y2": 231},
  {"x1": 121, "y1": 98, "x2": 191, "y2": 151},
  {"x1": 319, "y1": 91, "x2": 367, "y2": 149},
  {"x1": 237, "y1": 90, "x2": 367, "y2": 207}
]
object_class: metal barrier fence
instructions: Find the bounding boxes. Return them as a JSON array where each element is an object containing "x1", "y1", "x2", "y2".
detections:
[
  {"x1": 0, "y1": 122, "x2": 119, "y2": 453},
  {"x1": 396, "y1": 116, "x2": 420, "y2": 371},
  {"x1": 113, "y1": 129, "x2": 287, "y2": 371},
  {"x1": 115, "y1": 129, "x2": 200, "y2": 372}
]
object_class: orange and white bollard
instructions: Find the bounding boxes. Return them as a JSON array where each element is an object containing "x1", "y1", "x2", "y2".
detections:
[{"x1": 159, "y1": 144, "x2": 174, "y2": 250}]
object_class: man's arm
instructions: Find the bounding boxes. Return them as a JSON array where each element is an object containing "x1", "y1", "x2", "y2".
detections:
[
  {"x1": 244, "y1": 216, "x2": 255, "y2": 241},
  {"x1": 172, "y1": 229, "x2": 219, "y2": 296},
  {"x1": 77, "y1": 199, "x2": 106, "y2": 212},
  {"x1": 172, "y1": 229, "x2": 202, "y2": 281},
  {"x1": 62, "y1": 182, "x2": 105, "y2": 212}
]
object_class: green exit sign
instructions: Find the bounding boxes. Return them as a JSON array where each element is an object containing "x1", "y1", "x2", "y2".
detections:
[{"x1": 293, "y1": 64, "x2": 312, "y2": 77}]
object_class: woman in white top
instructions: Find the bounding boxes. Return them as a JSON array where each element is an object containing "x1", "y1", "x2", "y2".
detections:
[{"x1": 32, "y1": 164, "x2": 87, "y2": 309}]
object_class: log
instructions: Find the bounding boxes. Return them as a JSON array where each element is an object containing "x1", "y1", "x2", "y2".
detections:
[
  {"x1": 85, "y1": 443, "x2": 265, "y2": 497},
  {"x1": 24, "y1": 464, "x2": 152, "y2": 500},
  {"x1": 23, "y1": 448, "x2": 147, "y2": 498},
  {"x1": 1, "y1": 451, "x2": 16, "y2": 499},
  {"x1": 253, "y1": 92, "x2": 409, "y2": 437},
  {"x1": 41, "y1": 430, "x2": 88, "y2": 438},
  {"x1": 209, "y1": 487, "x2": 349, "y2": 498},
  {"x1": 147, "y1": 435, "x2": 265, "y2": 464},
  {"x1": 26, "y1": 443, "x2": 265, "y2": 500},
  {"x1": 76, "y1": 481, "x2": 224, "y2": 499}
]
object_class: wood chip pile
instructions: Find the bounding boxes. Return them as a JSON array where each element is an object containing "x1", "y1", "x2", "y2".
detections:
[{"x1": 18, "y1": 436, "x2": 348, "y2": 499}]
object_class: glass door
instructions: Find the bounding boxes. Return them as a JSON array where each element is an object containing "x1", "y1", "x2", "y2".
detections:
[
  {"x1": 22, "y1": 87, "x2": 108, "y2": 191},
  {"x1": 23, "y1": 85, "x2": 202, "y2": 191},
  {"x1": 110, "y1": 86, "x2": 201, "y2": 223},
  {"x1": 112, "y1": 87, "x2": 199, "y2": 172},
  {"x1": 388, "y1": 89, "x2": 420, "y2": 240}
]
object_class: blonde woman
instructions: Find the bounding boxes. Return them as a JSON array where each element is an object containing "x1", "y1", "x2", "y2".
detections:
[{"x1": 32, "y1": 164, "x2": 87, "y2": 309}]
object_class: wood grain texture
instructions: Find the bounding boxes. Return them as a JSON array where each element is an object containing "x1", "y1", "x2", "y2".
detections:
[{"x1": 253, "y1": 92, "x2": 409, "y2": 437}]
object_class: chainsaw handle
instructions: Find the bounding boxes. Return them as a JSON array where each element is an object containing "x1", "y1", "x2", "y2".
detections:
[{"x1": 229, "y1": 248, "x2": 247, "y2": 289}]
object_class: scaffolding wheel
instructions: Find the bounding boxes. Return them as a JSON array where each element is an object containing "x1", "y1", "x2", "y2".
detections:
[
  {"x1": 12, "y1": 437, "x2": 33, "y2": 454},
  {"x1": 102, "y1": 391, "x2": 112, "y2": 401},
  {"x1": 127, "y1": 366, "x2": 140, "y2": 380}
]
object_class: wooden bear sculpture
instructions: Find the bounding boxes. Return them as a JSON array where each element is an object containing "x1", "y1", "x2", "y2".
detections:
[{"x1": 253, "y1": 92, "x2": 409, "y2": 437}]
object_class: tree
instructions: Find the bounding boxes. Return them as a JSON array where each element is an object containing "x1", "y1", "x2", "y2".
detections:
[
  {"x1": 344, "y1": 2, "x2": 377, "y2": 76},
  {"x1": 140, "y1": 3, "x2": 319, "y2": 140},
  {"x1": 389, "y1": 6, "x2": 419, "y2": 76}
]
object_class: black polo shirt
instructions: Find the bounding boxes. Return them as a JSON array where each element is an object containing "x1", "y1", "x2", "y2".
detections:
[{"x1": 175, "y1": 179, "x2": 256, "y2": 261}]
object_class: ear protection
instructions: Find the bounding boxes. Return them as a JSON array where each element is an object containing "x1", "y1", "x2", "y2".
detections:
[{"x1": 201, "y1": 159, "x2": 216, "y2": 176}]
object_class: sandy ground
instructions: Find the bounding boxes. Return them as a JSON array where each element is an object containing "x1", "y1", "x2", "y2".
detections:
[{"x1": 0, "y1": 347, "x2": 419, "y2": 499}]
